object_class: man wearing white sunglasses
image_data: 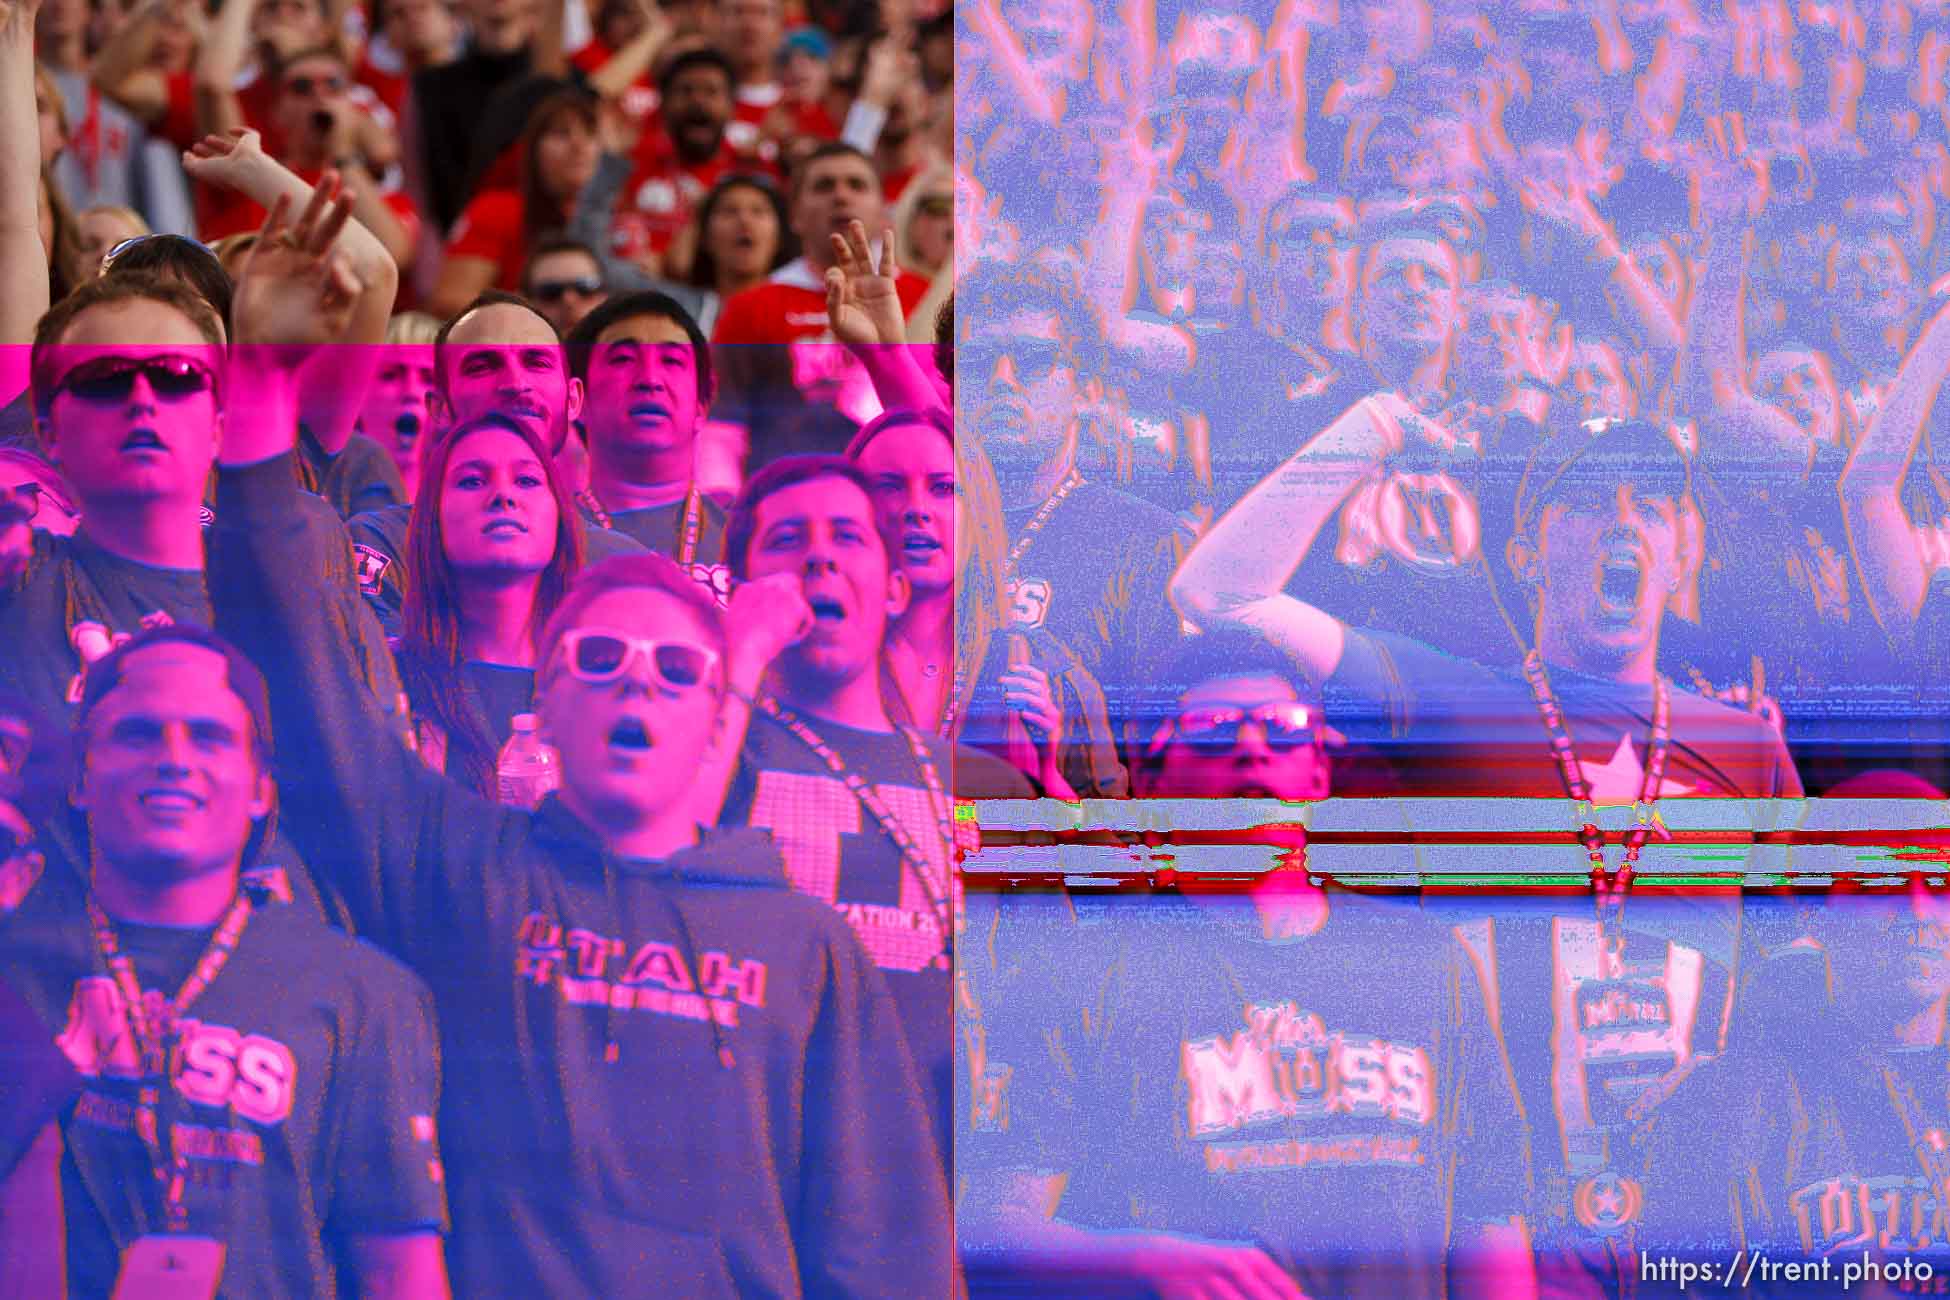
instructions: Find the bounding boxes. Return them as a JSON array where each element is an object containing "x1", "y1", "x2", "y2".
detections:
[{"x1": 202, "y1": 197, "x2": 950, "y2": 1294}]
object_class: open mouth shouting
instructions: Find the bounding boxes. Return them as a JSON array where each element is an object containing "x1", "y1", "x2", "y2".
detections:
[
  {"x1": 1594, "y1": 546, "x2": 1646, "y2": 619},
  {"x1": 605, "y1": 713, "x2": 655, "y2": 760},
  {"x1": 394, "y1": 412, "x2": 423, "y2": 447}
]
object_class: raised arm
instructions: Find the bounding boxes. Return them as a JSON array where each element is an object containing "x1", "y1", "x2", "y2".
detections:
[
  {"x1": 825, "y1": 219, "x2": 939, "y2": 413},
  {"x1": 582, "y1": 0, "x2": 669, "y2": 100},
  {"x1": 1840, "y1": 293, "x2": 1950, "y2": 631},
  {"x1": 0, "y1": 0, "x2": 49, "y2": 353},
  {"x1": 91, "y1": 0, "x2": 200, "y2": 126},
  {"x1": 1168, "y1": 398, "x2": 1396, "y2": 682},
  {"x1": 1674, "y1": 130, "x2": 1812, "y2": 486},
  {"x1": 212, "y1": 188, "x2": 481, "y2": 945},
  {"x1": 184, "y1": 129, "x2": 401, "y2": 454},
  {"x1": 194, "y1": 0, "x2": 256, "y2": 136}
]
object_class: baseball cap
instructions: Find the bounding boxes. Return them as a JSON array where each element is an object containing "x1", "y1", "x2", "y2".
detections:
[
  {"x1": 779, "y1": 26, "x2": 832, "y2": 63},
  {"x1": 1515, "y1": 415, "x2": 1692, "y2": 534}
]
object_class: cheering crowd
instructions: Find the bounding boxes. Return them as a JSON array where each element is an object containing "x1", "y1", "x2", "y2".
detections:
[
  {"x1": 0, "y1": 0, "x2": 1948, "y2": 1290},
  {"x1": 956, "y1": 0, "x2": 1950, "y2": 1296}
]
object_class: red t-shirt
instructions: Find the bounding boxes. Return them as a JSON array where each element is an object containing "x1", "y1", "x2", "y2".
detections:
[
  {"x1": 612, "y1": 134, "x2": 778, "y2": 266},
  {"x1": 711, "y1": 259, "x2": 930, "y2": 344},
  {"x1": 444, "y1": 187, "x2": 529, "y2": 291}
]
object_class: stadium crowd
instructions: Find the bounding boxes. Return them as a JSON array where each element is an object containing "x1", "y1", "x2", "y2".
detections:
[{"x1": 0, "y1": 0, "x2": 1947, "y2": 1292}]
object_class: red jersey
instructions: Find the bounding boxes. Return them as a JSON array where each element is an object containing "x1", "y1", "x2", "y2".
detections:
[
  {"x1": 711, "y1": 258, "x2": 930, "y2": 344},
  {"x1": 444, "y1": 187, "x2": 529, "y2": 291},
  {"x1": 612, "y1": 134, "x2": 778, "y2": 266}
]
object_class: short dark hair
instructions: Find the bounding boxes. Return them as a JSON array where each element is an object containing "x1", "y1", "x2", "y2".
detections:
[
  {"x1": 521, "y1": 234, "x2": 605, "y2": 294},
  {"x1": 99, "y1": 235, "x2": 234, "y2": 328},
  {"x1": 953, "y1": 256, "x2": 1102, "y2": 374},
  {"x1": 1158, "y1": 631, "x2": 1319, "y2": 712},
  {"x1": 433, "y1": 289, "x2": 560, "y2": 395},
  {"x1": 659, "y1": 46, "x2": 737, "y2": 97},
  {"x1": 31, "y1": 274, "x2": 226, "y2": 423},
  {"x1": 563, "y1": 289, "x2": 714, "y2": 401},
  {"x1": 724, "y1": 453, "x2": 889, "y2": 579},
  {"x1": 75, "y1": 623, "x2": 276, "y2": 769},
  {"x1": 537, "y1": 552, "x2": 726, "y2": 678},
  {"x1": 789, "y1": 141, "x2": 877, "y2": 205},
  {"x1": 933, "y1": 294, "x2": 952, "y2": 388}
]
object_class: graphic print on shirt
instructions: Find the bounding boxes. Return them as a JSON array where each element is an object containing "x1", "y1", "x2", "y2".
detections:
[
  {"x1": 1548, "y1": 917, "x2": 1706, "y2": 1137},
  {"x1": 513, "y1": 911, "x2": 770, "y2": 1028},
  {"x1": 56, "y1": 976, "x2": 297, "y2": 1169},
  {"x1": 745, "y1": 767, "x2": 972, "y2": 973},
  {"x1": 1790, "y1": 1170, "x2": 1950, "y2": 1258},
  {"x1": 1180, "y1": 999, "x2": 1436, "y2": 1175},
  {"x1": 1006, "y1": 576, "x2": 1054, "y2": 631}
]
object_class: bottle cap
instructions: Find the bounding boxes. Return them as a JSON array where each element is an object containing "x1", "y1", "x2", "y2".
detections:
[{"x1": 511, "y1": 713, "x2": 539, "y2": 733}]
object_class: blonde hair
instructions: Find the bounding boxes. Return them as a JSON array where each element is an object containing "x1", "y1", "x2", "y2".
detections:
[
  {"x1": 78, "y1": 205, "x2": 149, "y2": 237},
  {"x1": 209, "y1": 232, "x2": 259, "y2": 278}
]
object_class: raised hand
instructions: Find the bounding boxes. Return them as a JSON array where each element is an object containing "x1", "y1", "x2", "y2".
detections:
[
  {"x1": 1687, "y1": 114, "x2": 1769, "y2": 227},
  {"x1": 825, "y1": 218, "x2": 908, "y2": 348},
  {"x1": 724, "y1": 572, "x2": 813, "y2": 695},
  {"x1": 231, "y1": 181, "x2": 360, "y2": 353},
  {"x1": 182, "y1": 127, "x2": 273, "y2": 194}
]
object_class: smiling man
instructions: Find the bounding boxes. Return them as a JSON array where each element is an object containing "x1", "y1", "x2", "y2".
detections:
[
  {"x1": 0, "y1": 624, "x2": 450, "y2": 1299},
  {"x1": 1173, "y1": 409, "x2": 1802, "y2": 798},
  {"x1": 564, "y1": 291, "x2": 731, "y2": 600}
]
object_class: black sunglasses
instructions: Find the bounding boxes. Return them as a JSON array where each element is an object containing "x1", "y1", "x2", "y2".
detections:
[
  {"x1": 1146, "y1": 702, "x2": 1320, "y2": 757},
  {"x1": 286, "y1": 75, "x2": 347, "y2": 96},
  {"x1": 52, "y1": 355, "x2": 217, "y2": 406},
  {"x1": 531, "y1": 276, "x2": 605, "y2": 303}
]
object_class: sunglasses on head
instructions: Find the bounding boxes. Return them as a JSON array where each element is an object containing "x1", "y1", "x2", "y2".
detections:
[
  {"x1": 52, "y1": 355, "x2": 217, "y2": 406},
  {"x1": 554, "y1": 628, "x2": 719, "y2": 691},
  {"x1": 531, "y1": 276, "x2": 604, "y2": 303},
  {"x1": 286, "y1": 75, "x2": 347, "y2": 96},
  {"x1": 1146, "y1": 702, "x2": 1319, "y2": 756}
]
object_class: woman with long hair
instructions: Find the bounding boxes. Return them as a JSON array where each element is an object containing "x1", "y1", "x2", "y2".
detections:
[
  {"x1": 429, "y1": 89, "x2": 601, "y2": 316},
  {"x1": 683, "y1": 173, "x2": 795, "y2": 330},
  {"x1": 394, "y1": 412, "x2": 586, "y2": 796},
  {"x1": 847, "y1": 407, "x2": 1125, "y2": 798}
]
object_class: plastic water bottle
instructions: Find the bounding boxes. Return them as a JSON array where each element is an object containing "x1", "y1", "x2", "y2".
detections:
[{"x1": 496, "y1": 714, "x2": 559, "y2": 809}]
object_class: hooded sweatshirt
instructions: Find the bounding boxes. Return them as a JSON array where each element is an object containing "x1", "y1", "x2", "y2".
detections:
[{"x1": 208, "y1": 454, "x2": 952, "y2": 1298}]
